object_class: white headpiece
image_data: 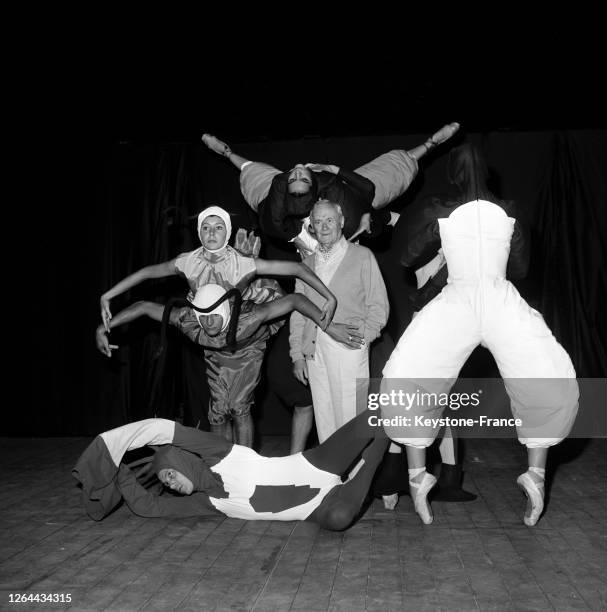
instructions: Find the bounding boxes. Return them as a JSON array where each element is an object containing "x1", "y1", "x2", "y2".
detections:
[
  {"x1": 197, "y1": 205, "x2": 232, "y2": 253},
  {"x1": 191, "y1": 284, "x2": 231, "y2": 332}
]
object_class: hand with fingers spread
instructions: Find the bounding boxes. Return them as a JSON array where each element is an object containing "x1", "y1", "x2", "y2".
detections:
[
  {"x1": 95, "y1": 325, "x2": 119, "y2": 357},
  {"x1": 326, "y1": 322, "x2": 365, "y2": 349},
  {"x1": 234, "y1": 228, "x2": 261, "y2": 257}
]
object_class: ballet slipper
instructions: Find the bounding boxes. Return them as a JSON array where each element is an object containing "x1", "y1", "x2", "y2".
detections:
[
  {"x1": 516, "y1": 471, "x2": 545, "y2": 527},
  {"x1": 409, "y1": 472, "x2": 437, "y2": 525},
  {"x1": 427, "y1": 122, "x2": 460, "y2": 148},
  {"x1": 202, "y1": 133, "x2": 231, "y2": 156}
]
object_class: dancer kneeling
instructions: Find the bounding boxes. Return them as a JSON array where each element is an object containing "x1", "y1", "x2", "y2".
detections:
[
  {"x1": 73, "y1": 409, "x2": 388, "y2": 531},
  {"x1": 380, "y1": 142, "x2": 579, "y2": 526}
]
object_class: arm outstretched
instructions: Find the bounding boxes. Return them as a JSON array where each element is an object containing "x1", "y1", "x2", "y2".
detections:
[
  {"x1": 254, "y1": 259, "x2": 337, "y2": 328},
  {"x1": 100, "y1": 260, "x2": 179, "y2": 331},
  {"x1": 256, "y1": 293, "x2": 323, "y2": 328},
  {"x1": 95, "y1": 300, "x2": 180, "y2": 357}
]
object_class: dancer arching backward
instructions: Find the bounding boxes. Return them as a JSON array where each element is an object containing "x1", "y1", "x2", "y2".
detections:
[
  {"x1": 99, "y1": 205, "x2": 337, "y2": 447},
  {"x1": 73, "y1": 409, "x2": 388, "y2": 531},
  {"x1": 380, "y1": 142, "x2": 579, "y2": 526},
  {"x1": 201, "y1": 123, "x2": 460, "y2": 255}
]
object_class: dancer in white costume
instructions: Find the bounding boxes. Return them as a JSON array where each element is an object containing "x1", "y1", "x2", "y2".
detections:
[{"x1": 381, "y1": 143, "x2": 579, "y2": 526}]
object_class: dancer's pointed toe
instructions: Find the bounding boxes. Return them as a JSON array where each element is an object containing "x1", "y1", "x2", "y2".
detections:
[
  {"x1": 410, "y1": 472, "x2": 437, "y2": 524},
  {"x1": 428, "y1": 122, "x2": 461, "y2": 148},
  {"x1": 517, "y1": 472, "x2": 545, "y2": 527},
  {"x1": 202, "y1": 134, "x2": 231, "y2": 156}
]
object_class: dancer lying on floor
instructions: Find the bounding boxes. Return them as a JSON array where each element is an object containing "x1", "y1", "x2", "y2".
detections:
[
  {"x1": 73, "y1": 409, "x2": 388, "y2": 531},
  {"x1": 201, "y1": 123, "x2": 459, "y2": 255},
  {"x1": 380, "y1": 142, "x2": 579, "y2": 526}
]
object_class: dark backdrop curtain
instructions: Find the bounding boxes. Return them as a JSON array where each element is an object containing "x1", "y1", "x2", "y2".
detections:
[
  {"x1": 534, "y1": 132, "x2": 607, "y2": 376},
  {"x1": 96, "y1": 144, "x2": 220, "y2": 433}
]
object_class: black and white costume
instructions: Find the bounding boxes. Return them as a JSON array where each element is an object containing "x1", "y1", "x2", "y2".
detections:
[{"x1": 73, "y1": 411, "x2": 388, "y2": 531}]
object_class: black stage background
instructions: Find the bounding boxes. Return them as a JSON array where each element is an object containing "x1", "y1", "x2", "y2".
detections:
[{"x1": 22, "y1": 67, "x2": 607, "y2": 438}]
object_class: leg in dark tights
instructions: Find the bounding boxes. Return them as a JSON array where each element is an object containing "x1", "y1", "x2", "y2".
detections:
[
  {"x1": 306, "y1": 435, "x2": 389, "y2": 531},
  {"x1": 304, "y1": 410, "x2": 389, "y2": 531},
  {"x1": 303, "y1": 409, "x2": 379, "y2": 475}
]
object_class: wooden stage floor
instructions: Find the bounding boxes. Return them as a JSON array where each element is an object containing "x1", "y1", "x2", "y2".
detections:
[{"x1": 1, "y1": 436, "x2": 606, "y2": 611}]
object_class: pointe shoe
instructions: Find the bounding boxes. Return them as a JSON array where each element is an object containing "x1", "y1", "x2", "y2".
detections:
[
  {"x1": 202, "y1": 133, "x2": 231, "y2": 156},
  {"x1": 427, "y1": 122, "x2": 460, "y2": 147},
  {"x1": 382, "y1": 493, "x2": 399, "y2": 510},
  {"x1": 516, "y1": 472, "x2": 545, "y2": 526},
  {"x1": 410, "y1": 472, "x2": 437, "y2": 525}
]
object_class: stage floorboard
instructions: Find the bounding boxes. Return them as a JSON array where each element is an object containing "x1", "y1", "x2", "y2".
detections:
[{"x1": 1, "y1": 436, "x2": 606, "y2": 611}]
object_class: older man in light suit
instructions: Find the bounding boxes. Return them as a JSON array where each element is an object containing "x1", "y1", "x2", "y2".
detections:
[{"x1": 290, "y1": 200, "x2": 389, "y2": 442}]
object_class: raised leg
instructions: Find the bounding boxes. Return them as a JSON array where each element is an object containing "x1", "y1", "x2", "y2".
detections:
[
  {"x1": 202, "y1": 133, "x2": 251, "y2": 172},
  {"x1": 409, "y1": 122, "x2": 461, "y2": 161},
  {"x1": 303, "y1": 409, "x2": 382, "y2": 476}
]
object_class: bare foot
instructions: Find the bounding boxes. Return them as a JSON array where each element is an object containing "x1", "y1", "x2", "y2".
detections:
[{"x1": 202, "y1": 133, "x2": 231, "y2": 156}]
